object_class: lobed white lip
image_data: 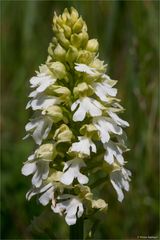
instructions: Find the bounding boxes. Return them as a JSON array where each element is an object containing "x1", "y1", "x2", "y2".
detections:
[
  {"x1": 75, "y1": 63, "x2": 98, "y2": 76},
  {"x1": 26, "y1": 182, "x2": 54, "y2": 203},
  {"x1": 71, "y1": 97, "x2": 103, "y2": 122},
  {"x1": 93, "y1": 116, "x2": 123, "y2": 144},
  {"x1": 93, "y1": 81, "x2": 117, "y2": 102},
  {"x1": 26, "y1": 95, "x2": 61, "y2": 110},
  {"x1": 110, "y1": 167, "x2": 131, "y2": 202},
  {"x1": 60, "y1": 158, "x2": 88, "y2": 185},
  {"x1": 24, "y1": 116, "x2": 53, "y2": 145},
  {"x1": 30, "y1": 73, "x2": 56, "y2": 92},
  {"x1": 51, "y1": 194, "x2": 84, "y2": 225},
  {"x1": 69, "y1": 136, "x2": 96, "y2": 157},
  {"x1": 104, "y1": 140, "x2": 124, "y2": 165},
  {"x1": 22, "y1": 159, "x2": 50, "y2": 188},
  {"x1": 108, "y1": 110, "x2": 130, "y2": 127}
]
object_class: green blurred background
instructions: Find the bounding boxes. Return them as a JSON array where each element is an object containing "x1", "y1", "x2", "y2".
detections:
[{"x1": 1, "y1": 0, "x2": 159, "y2": 239}]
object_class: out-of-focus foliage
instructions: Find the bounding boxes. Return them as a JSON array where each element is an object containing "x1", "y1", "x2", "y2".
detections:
[{"x1": 1, "y1": 1, "x2": 159, "y2": 239}]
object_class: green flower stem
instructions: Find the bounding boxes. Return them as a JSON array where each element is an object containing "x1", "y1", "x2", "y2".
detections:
[
  {"x1": 69, "y1": 217, "x2": 84, "y2": 240},
  {"x1": 90, "y1": 176, "x2": 108, "y2": 189}
]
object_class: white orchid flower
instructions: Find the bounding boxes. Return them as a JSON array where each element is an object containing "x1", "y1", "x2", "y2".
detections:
[
  {"x1": 52, "y1": 194, "x2": 84, "y2": 225},
  {"x1": 69, "y1": 136, "x2": 96, "y2": 157},
  {"x1": 38, "y1": 184, "x2": 54, "y2": 206},
  {"x1": 71, "y1": 97, "x2": 104, "y2": 122},
  {"x1": 104, "y1": 140, "x2": 124, "y2": 165},
  {"x1": 75, "y1": 63, "x2": 98, "y2": 76},
  {"x1": 110, "y1": 167, "x2": 131, "y2": 202},
  {"x1": 93, "y1": 117, "x2": 123, "y2": 143},
  {"x1": 22, "y1": 160, "x2": 50, "y2": 188},
  {"x1": 24, "y1": 116, "x2": 53, "y2": 145},
  {"x1": 26, "y1": 94, "x2": 61, "y2": 111},
  {"x1": 26, "y1": 182, "x2": 54, "y2": 206},
  {"x1": 108, "y1": 110, "x2": 129, "y2": 127},
  {"x1": 26, "y1": 71, "x2": 58, "y2": 110},
  {"x1": 93, "y1": 81, "x2": 117, "y2": 102},
  {"x1": 61, "y1": 158, "x2": 88, "y2": 185},
  {"x1": 101, "y1": 74, "x2": 117, "y2": 86},
  {"x1": 22, "y1": 152, "x2": 51, "y2": 187},
  {"x1": 29, "y1": 72, "x2": 56, "y2": 93}
]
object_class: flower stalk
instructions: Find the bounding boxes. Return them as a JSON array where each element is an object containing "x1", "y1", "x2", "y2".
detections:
[
  {"x1": 69, "y1": 217, "x2": 84, "y2": 240},
  {"x1": 22, "y1": 7, "x2": 131, "y2": 238}
]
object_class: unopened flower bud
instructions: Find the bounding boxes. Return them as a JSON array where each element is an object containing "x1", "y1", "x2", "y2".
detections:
[
  {"x1": 53, "y1": 44, "x2": 66, "y2": 61},
  {"x1": 42, "y1": 105, "x2": 63, "y2": 123},
  {"x1": 92, "y1": 199, "x2": 108, "y2": 211},
  {"x1": 75, "y1": 185, "x2": 93, "y2": 202},
  {"x1": 86, "y1": 39, "x2": 99, "y2": 52},
  {"x1": 53, "y1": 12, "x2": 58, "y2": 25},
  {"x1": 35, "y1": 143, "x2": 54, "y2": 160},
  {"x1": 53, "y1": 86, "x2": 71, "y2": 102},
  {"x1": 63, "y1": 24, "x2": 72, "y2": 38},
  {"x1": 52, "y1": 24, "x2": 58, "y2": 33},
  {"x1": 71, "y1": 33, "x2": 82, "y2": 48},
  {"x1": 73, "y1": 82, "x2": 93, "y2": 97},
  {"x1": 79, "y1": 31, "x2": 89, "y2": 47},
  {"x1": 46, "y1": 85, "x2": 71, "y2": 102},
  {"x1": 48, "y1": 37, "x2": 58, "y2": 56},
  {"x1": 48, "y1": 171, "x2": 63, "y2": 182},
  {"x1": 73, "y1": 17, "x2": 84, "y2": 33},
  {"x1": 55, "y1": 32, "x2": 70, "y2": 49},
  {"x1": 80, "y1": 124, "x2": 99, "y2": 139},
  {"x1": 66, "y1": 45, "x2": 78, "y2": 63},
  {"x1": 56, "y1": 16, "x2": 64, "y2": 28},
  {"x1": 70, "y1": 7, "x2": 79, "y2": 25},
  {"x1": 90, "y1": 58, "x2": 107, "y2": 73},
  {"x1": 54, "y1": 124, "x2": 73, "y2": 143},
  {"x1": 48, "y1": 43, "x2": 55, "y2": 56},
  {"x1": 77, "y1": 50, "x2": 94, "y2": 64},
  {"x1": 38, "y1": 64, "x2": 52, "y2": 75},
  {"x1": 61, "y1": 8, "x2": 69, "y2": 22},
  {"x1": 63, "y1": 8, "x2": 72, "y2": 26},
  {"x1": 50, "y1": 61, "x2": 66, "y2": 79}
]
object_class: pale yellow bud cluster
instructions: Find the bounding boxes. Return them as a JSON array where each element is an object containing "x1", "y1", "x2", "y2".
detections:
[{"x1": 48, "y1": 7, "x2": 99, "y2": 67}]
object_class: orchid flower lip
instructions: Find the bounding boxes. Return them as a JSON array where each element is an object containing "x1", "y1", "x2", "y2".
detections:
[{"x1": 60, "y1": 158, "x2": 89, "y2": 185}]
